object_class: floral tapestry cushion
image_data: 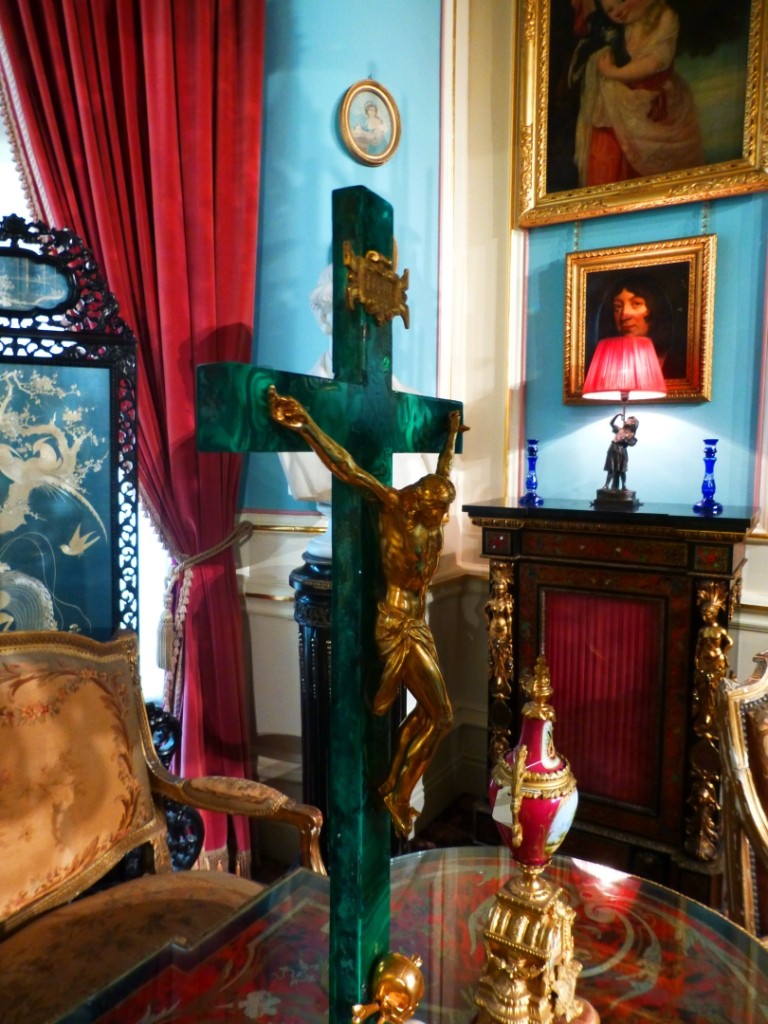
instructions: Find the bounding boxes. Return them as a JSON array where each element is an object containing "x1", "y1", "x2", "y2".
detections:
[
  {"x1": 0, "y1": 870, "x2": 261, "y2": 1024},
  {"x1": 0, "y1": 634, "x2": 161, "y2": 929}
]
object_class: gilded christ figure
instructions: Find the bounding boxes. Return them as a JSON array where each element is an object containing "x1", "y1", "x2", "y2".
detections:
[{"x1": 269, "y1": 386, "x2": 464, "y2": 838}]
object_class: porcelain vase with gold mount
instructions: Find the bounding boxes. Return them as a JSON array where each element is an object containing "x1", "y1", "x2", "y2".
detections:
[{"x1": 475, "y1": 655, "x2": 599, "y2": 1024}]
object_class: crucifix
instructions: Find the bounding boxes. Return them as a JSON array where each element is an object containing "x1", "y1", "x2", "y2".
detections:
[{"x1": 197, "y1": 185, "x2": 463, "y2": 1023}]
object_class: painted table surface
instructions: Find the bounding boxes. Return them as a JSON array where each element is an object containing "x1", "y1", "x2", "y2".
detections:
[{"x1": 61, "y1": 847, "x2": 768, "y2": 1024}]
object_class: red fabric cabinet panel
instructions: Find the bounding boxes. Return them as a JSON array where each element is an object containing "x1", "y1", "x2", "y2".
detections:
[{"x1": 517, "y1": 562, "x2": 691, "y2": 843}]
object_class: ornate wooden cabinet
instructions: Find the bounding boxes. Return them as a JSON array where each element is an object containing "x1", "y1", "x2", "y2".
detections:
[{"x1": 463, "y1": 499, "x2": 757, "y2": 903}]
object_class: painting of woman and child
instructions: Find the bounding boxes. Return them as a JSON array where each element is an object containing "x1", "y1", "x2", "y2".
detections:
[{"x1": 519, "y1": 0, "x2": 762, "y2": 223}]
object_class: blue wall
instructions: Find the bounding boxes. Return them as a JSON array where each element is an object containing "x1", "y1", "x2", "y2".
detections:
[
  {"x1": 242, "y1": 0, "x2": 443, "y2": 512},
  {"x1": 525, "y1": 194, "x2": 768, "y2": 509},
  {"x1": 242, "y1": 4, "x2": 767, "y2": 515}
]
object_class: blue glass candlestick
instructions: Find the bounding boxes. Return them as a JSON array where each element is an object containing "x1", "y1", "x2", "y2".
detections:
[
  {"x1": 693, "y1": 438, "x2": 723, "y2": 515},
  {"x1": 519, "y1": 439, "x2": 544, "y2": 507}
]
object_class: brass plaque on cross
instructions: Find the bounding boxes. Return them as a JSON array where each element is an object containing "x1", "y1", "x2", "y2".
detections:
[{"x1": 343, "y1": 240, "x2": 409, "y2": 327}]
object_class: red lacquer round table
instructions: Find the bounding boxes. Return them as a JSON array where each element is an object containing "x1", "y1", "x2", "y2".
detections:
[{"x1": 62, "y1": 847, "x2": 768, "y2": 1024}]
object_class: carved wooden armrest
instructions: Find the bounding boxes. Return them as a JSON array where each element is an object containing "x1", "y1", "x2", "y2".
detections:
[{"x1": 150, "y1": 769, "x2": 326, "y2": 876}]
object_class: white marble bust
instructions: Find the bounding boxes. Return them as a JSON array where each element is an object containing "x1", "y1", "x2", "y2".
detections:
[{"x1": 279, "y1": 264, "x2": 432, "y2": 557}]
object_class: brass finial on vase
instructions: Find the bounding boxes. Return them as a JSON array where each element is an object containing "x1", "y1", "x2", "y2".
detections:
[{"x1": 475, "y1": 655, "x2": 599, "y2": 1024}]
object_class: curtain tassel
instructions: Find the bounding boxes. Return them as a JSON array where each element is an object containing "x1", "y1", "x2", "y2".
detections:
[
  {"x1": 235, "y1": 848, "x2": 252, "y2": 879},
  {"x1": 156, "y1": 605, "x2": 175, "y2": 671},
  {"x1": 157, "y1": 566, "x2": 179, "y2": 671},
  {"x1": 196, "y1": 846, "x2": 229, "y2": 873}
]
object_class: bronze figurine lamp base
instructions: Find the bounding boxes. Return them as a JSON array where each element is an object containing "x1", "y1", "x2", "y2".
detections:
[{"x1": 581, "y1": 334, "x2": 666, "y2": 511}]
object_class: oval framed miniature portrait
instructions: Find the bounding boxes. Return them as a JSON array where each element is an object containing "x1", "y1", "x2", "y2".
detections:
[{"x1": 339, "y1": 80, "x2": 401, "y2": 167}]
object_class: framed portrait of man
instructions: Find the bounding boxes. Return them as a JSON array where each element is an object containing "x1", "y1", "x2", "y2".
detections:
[
  {"x1": 515, "y1": 0, "x2": 766, "y2": 226},
  {"x1": 564, "y1": 235, "x2": 716, "y2": 403}
]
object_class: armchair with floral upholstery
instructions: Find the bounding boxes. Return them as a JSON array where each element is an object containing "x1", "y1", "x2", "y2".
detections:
[
  {"x1": 0, "y1": 629, "x2": 325, "y2": 1023},
  {"x1": 718, "y1": 649, "x2": 768, "y2": 944}
]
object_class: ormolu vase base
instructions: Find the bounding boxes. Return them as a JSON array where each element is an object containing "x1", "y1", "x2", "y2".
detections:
[{"x1": 473, "y1": 1000, "x2": 599, "y2": 1024}]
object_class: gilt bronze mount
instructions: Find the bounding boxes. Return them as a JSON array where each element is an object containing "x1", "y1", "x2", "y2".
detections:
[{"x1": 343, "y1": 240, "x2": 409, "y2": 327}]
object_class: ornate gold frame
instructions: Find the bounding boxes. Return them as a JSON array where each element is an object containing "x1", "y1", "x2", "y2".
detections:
[
  {"x1": 340, "y1": 80, "x2": 401, "y2": 167},
  {"x1": 564, "y1": 235, "x2": 716, "y2": 404},
  {"x1": 515, "y1": 1, "x2": 768, "y2": 226}
]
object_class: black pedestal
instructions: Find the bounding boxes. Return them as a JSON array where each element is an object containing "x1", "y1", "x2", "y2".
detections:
[
  {"x1": 289, "y1": 551, "x2": 407, "y2": 858},
  {"x1": 289, "y1": 554, "x2": 332, "y2": 854}
]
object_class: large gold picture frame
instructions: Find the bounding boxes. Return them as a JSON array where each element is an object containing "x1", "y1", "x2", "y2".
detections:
[
  {"x1": 564, "y1": 235, "x2": 717, "y2": 404},
  {"x1": 516, "y1": 1, "x2": 767, "y2": 226}
]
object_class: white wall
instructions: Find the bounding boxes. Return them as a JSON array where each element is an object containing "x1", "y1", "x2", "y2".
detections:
[{"x1": 0, "y1": 129, "x2": 27, "y2": 213}]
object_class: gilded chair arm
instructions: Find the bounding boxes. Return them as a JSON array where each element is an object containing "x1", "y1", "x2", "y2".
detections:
[
  {"x1": 728, "y1": 759, "x2": 768, "y2": 860},
  {"x1": 150, "y1": 769, "x2": 326, "y2": 876},
  {"x1": 720, "y1": 676, "x2": 768, "y2": 863}
]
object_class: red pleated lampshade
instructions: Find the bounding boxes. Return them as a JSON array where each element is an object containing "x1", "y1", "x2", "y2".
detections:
[{"x1": 582, "y1": 335, "x2": 667, "y2": 401}]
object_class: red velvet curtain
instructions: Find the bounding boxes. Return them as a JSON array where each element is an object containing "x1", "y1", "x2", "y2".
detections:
[{"x1": 0, "y1": 0, "x2": 264, "y2": 872}]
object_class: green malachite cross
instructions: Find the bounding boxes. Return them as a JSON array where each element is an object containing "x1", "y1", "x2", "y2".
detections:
[{"x1": 197, "y1": 185, "x2": 462, "y2": 1022}]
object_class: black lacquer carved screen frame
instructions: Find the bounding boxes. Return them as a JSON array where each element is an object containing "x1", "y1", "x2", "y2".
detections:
[{"x1": 0, "y1": 214, "x2": 137, "y2": 637}]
